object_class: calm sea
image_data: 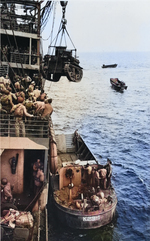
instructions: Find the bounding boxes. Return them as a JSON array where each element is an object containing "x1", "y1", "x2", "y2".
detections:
[{"x1": 45, "y1": 52, "x2": 150, "y2": 241}]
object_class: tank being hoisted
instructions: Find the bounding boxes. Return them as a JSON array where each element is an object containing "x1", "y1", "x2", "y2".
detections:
[
  {"x1": 42, "y1": 1, "x2": 83, "y2": 83},
  {"x1": 43, "y1": 46, "x2": 83, "y2": 82}
]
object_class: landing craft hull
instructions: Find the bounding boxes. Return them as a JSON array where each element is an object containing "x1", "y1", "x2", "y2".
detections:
[
  {"x1": 110, "y1": 78, "x2": 127, "y2": 92},
  {"x1": 102, "y1": 64, "x2": 117, "y2": 68},
  {"x1": 53, "y1": 192, "x2": 117, "y2": 229}
]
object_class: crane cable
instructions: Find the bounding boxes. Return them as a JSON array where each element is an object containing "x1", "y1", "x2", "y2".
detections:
[
  {"x1": 42, "y1": 2, "x2": 57, "y2": 50},
  {"x1": 46, "y1": 1, "x2": 77, "y2": 82}
]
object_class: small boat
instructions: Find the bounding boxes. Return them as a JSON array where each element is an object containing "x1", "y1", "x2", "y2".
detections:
[
  {"x1": 50, "y1": 131, "x2": 117, "y2": 229},
  {"x1": 110, "y1": 78, "x2": 128, "y2": 92},
  {"x1": 102, "y1": 64, "x2": 117, "y2": 68}
]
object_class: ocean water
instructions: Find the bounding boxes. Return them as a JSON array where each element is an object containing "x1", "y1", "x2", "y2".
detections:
[{"x1": 45, "y1": 52, "x2": 150, "y2": 241}]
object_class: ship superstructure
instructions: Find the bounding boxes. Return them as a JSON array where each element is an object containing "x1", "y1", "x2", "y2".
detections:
[
  {"x1": 0, "y1": 0, "x2": 43, "y2": 81},
  {"x1": 0, "y1": 1, "x2": 50, "y2": 240}
]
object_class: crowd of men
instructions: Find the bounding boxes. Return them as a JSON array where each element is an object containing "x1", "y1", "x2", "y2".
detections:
[
  {"x1": 0, "y1": 73, "x2": 53, "y2": 137},
  {"x1": 1, "y1": 44, "x2": 38, "y2": 65}
]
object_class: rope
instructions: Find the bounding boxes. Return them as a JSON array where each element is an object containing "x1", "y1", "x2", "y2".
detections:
[
  {"x1": 41, "y1": 1, "x2": 54, "y2": 33},
  {"x1": 4, "y1": 29, "x2": 21, "y2": 76},
  {"x1": 4, "y1": 1, "x2": 25, "y2": 76},
  {"x1": 42, "y1": 2, "x2": 56, "y2": 44},
  {"x1": 24, "y1": 182, "x2": 47, "y2": 211}
]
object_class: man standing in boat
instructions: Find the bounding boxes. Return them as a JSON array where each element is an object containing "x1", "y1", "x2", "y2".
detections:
[{"x1": 103, "y1": 158, "x2": 112, "y2": 188}]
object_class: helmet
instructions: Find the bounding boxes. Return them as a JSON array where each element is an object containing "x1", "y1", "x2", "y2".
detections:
[{"x1": 1, "y1": 178, "x2": 8, "y2": 185}]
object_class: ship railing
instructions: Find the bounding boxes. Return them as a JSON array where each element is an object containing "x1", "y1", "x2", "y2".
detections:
[
  {"x1": 0, "y1": 114, "x2": 49, "y2": 138},
  {"x1": 1, "y1": 18, "x2": 38, "y2": 34},
  {"x1": 9, "y1": 52, "x2": 38, "y2": 65}
]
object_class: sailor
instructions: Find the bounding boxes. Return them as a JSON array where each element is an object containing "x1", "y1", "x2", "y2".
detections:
[
  {"x1": 10, "y1": 103, "x2": 34, "y2": 137},
  {"x1": 1, "y1": 178, "x2": 14, "y2": 203}
]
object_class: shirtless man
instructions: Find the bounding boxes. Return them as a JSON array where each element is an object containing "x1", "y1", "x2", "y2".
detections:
[{"x1": 11, "y1": 103, "x2": 33, "y2": 137}]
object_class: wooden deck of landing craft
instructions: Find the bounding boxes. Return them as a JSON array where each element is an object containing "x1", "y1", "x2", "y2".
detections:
[
  {"x1": 53, "y1": 185, "x2": 114, "y2": 212},
  {"x1": 57, "y1": 153, "x2": 78, "y2": 170}
]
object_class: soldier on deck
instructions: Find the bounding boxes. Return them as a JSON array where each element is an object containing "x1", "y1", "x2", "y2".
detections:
[
  {"x1": 32, "y1": 160, "x2": 44, "y2": 195},
  {"x1": 1, "y1": 178, "x2": 14, "y2": 203},
  {"x1": 33, "y1": 73, "x2": 40, "y2": 87},
  {"x1": 22, "y1": 74, "x2": 32, "y2": 89},
  {"x1": 14, "y1": 82, "x2": 25, "y2": 104},
  {"x1": 33, "y1": 86, "x2": 41, "y2": 101},
  {"x1": 0, "y1": 88, "x2": 14, "y2": 113},
  {"x1": 10, "y1": 103, "x2": 34, "y2": 137},
  {"x1": 26, "y1": 82, "x2": 35, "y2": 101},
  {"x1": 13, "y1": 73, "x2": 21, "y2": 84},
  {"x1": 41, "y1": 98, "x2": 53, "y2": 119}
]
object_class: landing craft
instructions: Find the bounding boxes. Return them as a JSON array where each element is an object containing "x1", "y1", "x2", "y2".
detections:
[{"x1": 49, "y1": 131, "x2": 117, "y2": 229}]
